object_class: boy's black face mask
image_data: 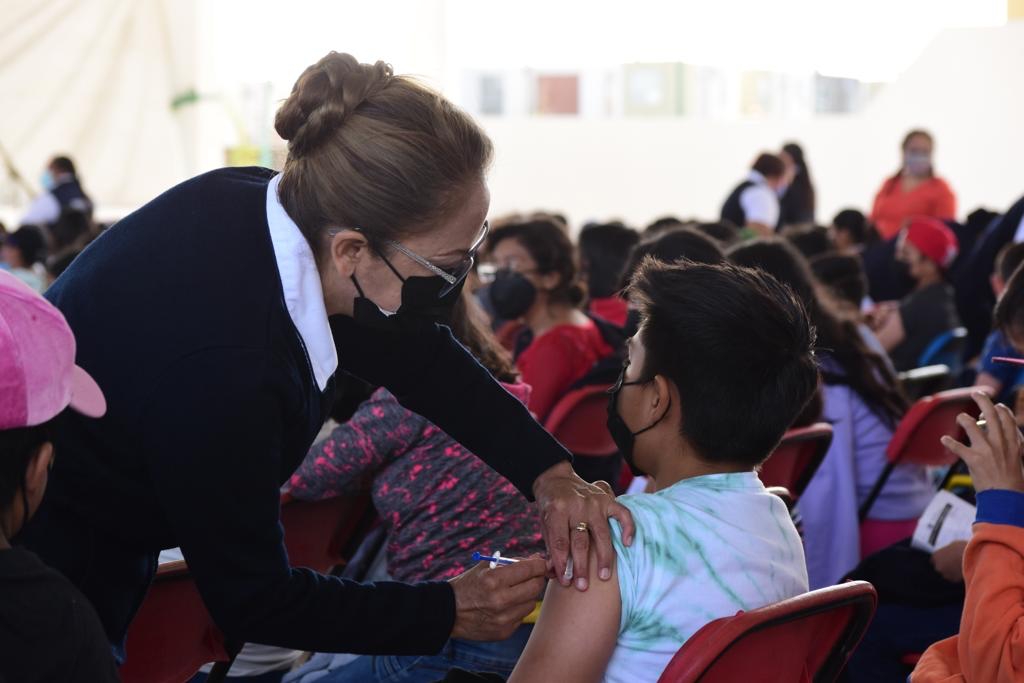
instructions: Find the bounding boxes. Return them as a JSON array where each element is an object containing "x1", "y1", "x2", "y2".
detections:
[{"x1": 606, "y1": 364, "x2": 671, "y2": 477}]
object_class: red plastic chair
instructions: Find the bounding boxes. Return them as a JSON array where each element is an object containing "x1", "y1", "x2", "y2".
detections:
[
  {"x1": 657, "y1": 581, "x2": 878, "y2": 683},
  {"x1": 279, "y1": 493, "x2": 373, "y2": 573},
  {"x1": 543, "y1": 384, "x2": 618, "y2": 456},
  {"x1": 759, "y1": 423, "x2": 833, "y2": 500},
  {"x1": 545, "y1": 384, "x2": 624, "y2": 488},
  {"x1": 858, "y1": 386, "x2": 988, "y2": 521},
  {"x1": 121, "y1": 494, "x2": 372, "y2": 683},
  {"x1": 120, "y1": 561, "x2": 231, "y2": 683}
]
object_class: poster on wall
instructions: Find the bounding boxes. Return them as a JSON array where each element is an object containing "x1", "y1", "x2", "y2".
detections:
[{"x1": 535, "y1": 74, "x2": 580, "y2": 115}]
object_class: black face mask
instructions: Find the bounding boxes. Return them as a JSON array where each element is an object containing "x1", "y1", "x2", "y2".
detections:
[
  {"x1": 489, "y1": 269, "x2": 536, "y2": 320},
  {"x1": 350, "y1": 253, "x2": 465, "y2": 333},
  {"x1": 606, "y1": 363, "x2": 671, "y2": 477}
]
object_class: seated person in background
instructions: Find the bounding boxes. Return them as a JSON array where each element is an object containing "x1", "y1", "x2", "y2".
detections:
[
  {"x1": 809, "y1": 252, "x2": 895, "y2": 374},
  {"x1": 285, "y1": 293, "x2": 545, "y2": 682},
  {"x1": 729, "y1": 239, "x2": 929, "y2": 587},
  {"x1": 509, "y1": 259, "x2": 815, "y2": 683},
  {"x1": 486, "y1": 218, "x2": 614, "y2": 421},
  {"x1": 975, "y1": 242, "x2": 1024, "y2": 406},
  {"x1": 1, "y1": 226, "x2": 48, "y2": 293},
  {"x1": 0, "y1": 271, "x2": 117, "y2": 682},
  {"x1": 872, "y1": 216, "x2": 961, "y2": 371},
  {"x1": 618, "y1": 227, "x2": 725, "y2": 337},
  {"x1": 693, "y1": 221, "x2": 740, "y2": 248},
  {"x1": 720, "y1": 152, "x2": 790, "y2": 237},
  {"x1": 830, "y1": 208, "x2": 873, "y2": 255},
  {"x1": 578, "y1": 222, "x2": 639, "y2": 327},
  {"x1": 810, "y1": 252, "x2": 870, "y2": 318},
  {"x1": 913, "y1": 391, "x2": 1024, "y2": 683},
  {"x1": 642, "y1": 216, "x2": 687, "y2": 238},
  {"x1": 20, "y1": 155, "x2": 93, "y2": 229},
  {"x1": 785, "y1": 224, "x2": 833, "y2": 259}
]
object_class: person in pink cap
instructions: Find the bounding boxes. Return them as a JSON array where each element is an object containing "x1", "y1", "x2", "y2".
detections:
[
  {"x1": 870, "y1": 216, "x2": 962, "y2": 370},
  {"x1": 0, "y1": 270, "x2": 117, "y2": 682}
]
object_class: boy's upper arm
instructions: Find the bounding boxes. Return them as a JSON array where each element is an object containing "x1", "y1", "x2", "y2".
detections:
[{"x1": 509, "y1": 545, "x2": 622, "y2": 683}]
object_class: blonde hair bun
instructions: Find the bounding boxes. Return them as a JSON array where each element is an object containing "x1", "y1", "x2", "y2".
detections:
[{"x1": 275, "y1": 52, "x2": 393, "y2": 156}]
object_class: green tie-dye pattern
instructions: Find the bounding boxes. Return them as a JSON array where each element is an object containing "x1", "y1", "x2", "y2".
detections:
[{"x1": 606, "y1": 472, "x2": 808, "y2": 682}]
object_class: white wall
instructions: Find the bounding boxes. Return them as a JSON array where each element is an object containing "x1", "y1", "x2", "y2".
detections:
[{"x1": 480, "y1": 23, "x2": 1024, "y2": 230}]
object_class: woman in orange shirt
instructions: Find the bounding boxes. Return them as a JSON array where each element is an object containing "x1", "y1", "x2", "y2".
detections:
[{"x1": 871, "y1": 130, "x2": 956, "y2": 240}]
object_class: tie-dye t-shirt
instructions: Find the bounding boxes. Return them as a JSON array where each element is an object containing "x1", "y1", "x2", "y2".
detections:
[{"x1": 605, "y1": 471, "x2": 808, "y2": 682}]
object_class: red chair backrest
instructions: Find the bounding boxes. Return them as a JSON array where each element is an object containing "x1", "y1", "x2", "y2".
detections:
[
  {"x1": 886, "y1": 387, "x2": 988, "y2": 467},
  {"x1": 544, "y1": 385, "x2": 617, "y2": 457},
  {"x1": 758, "y1": 423, "x2": 833, "y2": 499},
  {"x1": 120, "y1": 561, "x2": 230, "y2": 683},
  {"x1": 657, "y1": 581, "x2": 878, "y2": 683},
  {"x1": 121, "y1": 494, "x2": 371, "y2": 683},
  {"x1": 280, "y1": 493, "x2": 372, "y2": 573}
]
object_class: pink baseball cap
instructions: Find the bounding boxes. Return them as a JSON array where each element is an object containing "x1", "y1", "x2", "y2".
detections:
[{"x1": 0, "y1": 270, "x2": 106, "y2": 429}]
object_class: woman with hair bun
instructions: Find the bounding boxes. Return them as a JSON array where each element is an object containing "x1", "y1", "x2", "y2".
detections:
[
  {"x1": 21, "y1": 52, "x2": 632, "y2": 665},
  {"x1": 486, "y1": 218, "x2": 614, "y2": 422}
]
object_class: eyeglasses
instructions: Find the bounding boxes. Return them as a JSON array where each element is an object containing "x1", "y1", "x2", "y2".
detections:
[
  {"x1": 607, "y1": 361, "x2": 652, "y2": 394},
  {"x1": 349, "y1": 220, "x2": 489, "y2": 298}
]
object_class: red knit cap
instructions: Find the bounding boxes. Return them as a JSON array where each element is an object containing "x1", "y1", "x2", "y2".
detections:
[{"x1": 902, "y1": 216, "x2": 959, "y2": 270}]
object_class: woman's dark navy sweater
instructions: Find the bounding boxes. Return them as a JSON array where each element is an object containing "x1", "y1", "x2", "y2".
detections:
[{"x1": 35, "y1": 167, "x2": 568, "y2": 654}]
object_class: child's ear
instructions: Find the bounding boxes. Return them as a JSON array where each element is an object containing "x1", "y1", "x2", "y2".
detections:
[
  {"x1": 652, "y1": 375, "x2": 673, "y2": 414},
  {"x1": 24, "y1": 442, "x2": 53, "y2": 500}
]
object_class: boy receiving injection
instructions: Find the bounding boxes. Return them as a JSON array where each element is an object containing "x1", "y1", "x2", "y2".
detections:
[{"x1": 510, "y1": 259, "x2": 818, "y2": 682}]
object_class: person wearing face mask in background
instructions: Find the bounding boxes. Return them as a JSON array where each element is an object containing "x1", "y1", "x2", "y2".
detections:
[
  {"x1": 777, "y1": 142, "x2": 816, "y2": 230},
  {"x1": 20, "y1": 156, "x2": 93, "y2": 231},
  {"x1": 16, "y1": 53, "x2": 633, "y2": 667},
  {"x1": 485, "y1": 218, "x2": 616, "y2": 423},
  {"x1": 871, "y1": 216, "x2": 961, "y2": 371},
  {"x1": 870, "y1": 130, "x2": 956, "y2": 240}
]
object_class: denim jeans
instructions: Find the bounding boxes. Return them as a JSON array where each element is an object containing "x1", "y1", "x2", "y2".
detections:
[{"x1": 284, "y1": 624, "x2": 533, "y2": 683}]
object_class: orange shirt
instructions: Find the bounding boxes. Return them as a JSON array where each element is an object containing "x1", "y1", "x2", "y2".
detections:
[
  {"x1": 912, "y1": 521, "x2": 1024, "y2": 683},
  {"x1": 870, "y1": 175, "x2": 956, "y2": 240}
]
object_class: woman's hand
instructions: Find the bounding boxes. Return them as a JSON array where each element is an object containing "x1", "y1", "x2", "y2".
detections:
[
  {"x1": 448, "y1": 557, "x2": 547, "y2": 642},
  {"x1": 532, "y1": 461, "x2": 635, "y2": 591},
  {"x1": 941, "y1": 391, "x2": 1024, "y2": 494},
  {"x1": 931, "y1": 540, "x2": 968, "y2": 583}
]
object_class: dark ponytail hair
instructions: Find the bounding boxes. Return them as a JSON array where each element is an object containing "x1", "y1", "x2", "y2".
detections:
[
  {"x1": 447, "y1": 292, "x2": 519, "y2": 383},
  {"x1": 728, "y1": 239, "x2": 907, "y2": 425},
  {"x1": 486, "y1": 218, "x2": 586, "y2": 307},
  {"x1": 782, "y1": 142, "x2": 815, "y2": 222}
]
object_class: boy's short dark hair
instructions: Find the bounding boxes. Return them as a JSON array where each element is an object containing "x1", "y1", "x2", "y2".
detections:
[
  {"x1": 810, "y1": 252, "x2": 867, "y2": 309},
  {"x1": 578, "y1": 222, "x2": 639, "y2": 298},
  {"x1": 0, "y1": 417, "x2": 58, "y2": 512},
  {"x1": 627, "y1": 259, "x2": 818, "y2": 466},
  {"x1": 694, "y1": 221, "x2": 740, "y2": 247},
  {"x1": 621, "y1": 228, "x2": 725, "y2": 290},
  {"x1": 832, "y1": 209, "x2": 867, "y2": 244},
  {"x1": 643, "y1": 216, "x2": 687, "y2": 237},
  {"x1": 752, "y1": 153, "x2": 785, "y2": 179},
  {"x1": 786, "y1": 225, "x2": 833, "y2": 259},
  {"x1": 996, "y1": 242, "x2": 1024, "y2": 284}
]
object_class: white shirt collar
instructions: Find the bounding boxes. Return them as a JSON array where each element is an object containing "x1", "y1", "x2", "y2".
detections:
[
  {"x1": 265, "y1": 173, "x2": 338, "y2": 391},
  {"x1": 747, "y1": 169, "x2": 768, "y2": 185}
]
